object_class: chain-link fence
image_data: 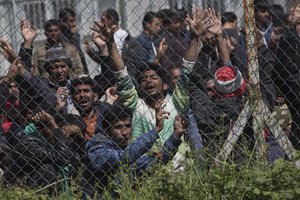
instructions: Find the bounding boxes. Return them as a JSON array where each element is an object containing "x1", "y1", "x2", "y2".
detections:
[{"x1": 1, "y1": 0, "x2": 300, "y2": 199}]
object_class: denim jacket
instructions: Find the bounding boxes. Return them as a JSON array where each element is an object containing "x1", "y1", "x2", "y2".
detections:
[
  {"x1": 82, "y1": 129, "x2": 182, "y2": 199},
  {"x1": 136, "y1": 31, "x2": 156, "y2": 63}
]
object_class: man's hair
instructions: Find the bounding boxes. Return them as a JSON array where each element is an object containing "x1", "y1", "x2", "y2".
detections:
[
  {"x1": 58, "y1": 8, "x2": 76, "y2": 21},
  {"x1": 161, "y1": 10, "x2": 180, "y2": 26},
  {"x1": 44, "y1": 47, "x2": 73, "y2": 72},
  {"x1": 136, "y1": 62, "x2": 169, "y2": 84},
  {"x1": 157, "y1": 9, "x2": 171, "y2": 21},
  {"x1": 102, "y1": 104, "x2": 132, "y2": 131},
  {"x1": 104, "y1": 9, "x2": 119, "y2": 25},
  {"x1": 254, "y1": 0, "x2": 270, "y2": 13},
  {"x1": 221, "y1": 12, "x2": 238, "y2": 25},
  {"x1": 44, "y1": 19, "x2": 61, "y2": 31},
  {"x1": 70, "y1": 76, "x2": 97, "y2": 96},
  {"x1": 142, "y1": 11, "x2": 158, "y2": 29},
  {"x1": 177, "y1": 8, "x2": 188, "y2": 22},
  {"x1": 269, "y1": 4, "x2": 286, "y2": 27}
]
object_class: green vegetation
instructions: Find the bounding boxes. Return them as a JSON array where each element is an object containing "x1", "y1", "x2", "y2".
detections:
[{"x1": 1, "y1": 158, "x2": 300, "y2": 200}]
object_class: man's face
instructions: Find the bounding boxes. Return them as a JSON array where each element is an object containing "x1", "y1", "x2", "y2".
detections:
[
  {"x1": 166, "y1": 19, "x2": 181, "y2": 34},
  {"x1": 140, "y1": 70, "x2": 167, "y2": 96},
  {"x1": 101, "y1": 12, "x2": 114, "y2": 27},
  {"x1": 45, "y1": 25, "x2": 62, "y2": 42},
  {"x1": 108, "y1": 118, "x2": 132, "y2": 149},
  {"x1": 146, "y1": 17, "x2": 161, "y2": 35},
  {"x1": 288, "y1": 3, "x2": 300, "y2": 25},
  {"x1": 48, "y1": 61, "x2": 69, "y2": 84},
  {"x1": 72, "y1": 84, "x2": 97, "y2": 114},
  {"x1": 64, "y1": 15, "x2": 77, "y2": 32},
  {"x1": 178, "y1": 19, "x2": 188, "y2": 32},
  {"x1": 8, "y1": 81, "x2": 19, "y2": 100},
  {"x1": 255, "y1": 7, "x2": 270, "y2": 28}
]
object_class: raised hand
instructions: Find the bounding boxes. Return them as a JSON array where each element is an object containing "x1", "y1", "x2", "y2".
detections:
[
  {"x1": 154, "y1": 38, "x2": 168, "y2": 63},
  {"x1": 173, "y1": 114, "x2": 188, "y2": 138},
  {"x1": 55, "y1": 87, "x2": 68, "y2": 111},
  {"x1": 6, "y1": 57, "x2": 24, "y2": 80},
  {"x1": 0, "y1": 39, "x2": 17, "y2": 63},
  {"x1": 154, "y1": 99, "x2": 170, "y2": 133},
  {"x1": 91, "y1": 27, "x2": 109, "y2": 56},
  {"x1": 20, "y1": 19, "x2": 37, "y2": 47},
  {"x1": 186, "y1": 8, "x2": 210, "y2": 38},
  {"x1": 31, "y1": 111, "x2": 58, "y2": 130},
  {"x1": 91, "y1": 21, "x2": 118, "y2": 44},
  {"x1": 158, "y1": 38, "x2": 168, "y2": 57},
  {"x1": 105, "y1": 86, "x2": 119, "y2": 105},
  {"x1": 82, "y1": 37, "x2": 93, "y2": 53},
  {"x1": 206, "y1": 8, "x2": 222, "y2": 36}
]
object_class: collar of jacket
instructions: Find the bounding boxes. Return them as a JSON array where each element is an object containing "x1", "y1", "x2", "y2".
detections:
[{"x1": 141, "y1": 31, "x2": 152, "y2": 40}]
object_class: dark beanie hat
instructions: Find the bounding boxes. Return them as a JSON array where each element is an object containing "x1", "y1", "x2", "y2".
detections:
[{"x1": 44, "y1": 46, "x2": 73, "y2": 71}]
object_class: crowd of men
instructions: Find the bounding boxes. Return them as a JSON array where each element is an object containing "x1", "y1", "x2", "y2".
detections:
[{"x1": 0, "y1": 0, "x2": 300, "y2": 198}]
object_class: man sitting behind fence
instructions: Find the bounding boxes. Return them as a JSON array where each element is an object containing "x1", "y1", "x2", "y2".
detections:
[{"x1": 83, "y1": 101, "x2": 187, "y2": 199}]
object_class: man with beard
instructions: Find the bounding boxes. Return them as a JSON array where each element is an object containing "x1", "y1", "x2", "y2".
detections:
[
  {"x1": 31, "y1": 19, "x2": 84, "y2": 79},
  {"x1": 70, "y1": 76, "x2": 117, "y2": 140},
  {"x1": 92, "y1": 8, "x2": 207, "y2": 162},
  {"x1": 58, "y1": 8, "x2": 89, "y2": 74},
  {"x1": 83, "y1": 102, "x2": 187, "y2": 199},
  {"x1": 15, "y1": 19, "x2": 79, "y2": 115},
  {"x1": 136, "y1": 11, "x2": 161, "y2": 63}
]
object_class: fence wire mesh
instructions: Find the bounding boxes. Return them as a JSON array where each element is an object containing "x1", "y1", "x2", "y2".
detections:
[{"x1": 0, "y1": 0, "x2": 300, "y2": 199}]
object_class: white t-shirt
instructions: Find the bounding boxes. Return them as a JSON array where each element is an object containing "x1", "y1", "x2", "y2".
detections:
[{"x1": 114, "y1": 29, "x2": 128, "y2": 54}]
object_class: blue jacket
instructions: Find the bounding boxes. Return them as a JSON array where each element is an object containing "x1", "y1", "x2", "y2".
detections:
[
  {"x1": 136, "y1": 31, "x2": 156, "y2": 63},
  {"x1": 83, "y1": 129, "x2": 182, "y2": 199}
]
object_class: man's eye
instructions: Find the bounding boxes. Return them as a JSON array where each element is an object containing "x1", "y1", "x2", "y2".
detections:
[{"x1": 113, "y1": 125, "x2": 123, "y2": 130}]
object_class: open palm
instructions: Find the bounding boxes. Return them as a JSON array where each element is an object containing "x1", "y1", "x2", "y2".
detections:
[{"x1": 20, "y1": 20, "x2": 37, "y2": 42}]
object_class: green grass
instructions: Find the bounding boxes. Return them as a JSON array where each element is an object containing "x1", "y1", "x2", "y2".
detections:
[{"x1": 1, "y1": 159, "x2": 300, "y2": 200}]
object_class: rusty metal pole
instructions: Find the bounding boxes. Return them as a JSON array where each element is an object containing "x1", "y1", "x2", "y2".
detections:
[
  {"x1": 243, "y1": 0, "x2": 267, "y2": 159},
  {"x1": 215, "y1": 0, "x2": 298, "y2": 167}
]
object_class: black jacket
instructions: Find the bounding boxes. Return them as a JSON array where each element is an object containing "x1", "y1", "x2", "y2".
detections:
[
  {"x1": 189, "y1": 45, "x2": 276, "y2": 134},
  {"x1": 274, "y1": 28, "x2": 300, "y2": 88},
  {"x1": 3, "y1": 127, "x2": 76, "y2": 186}
]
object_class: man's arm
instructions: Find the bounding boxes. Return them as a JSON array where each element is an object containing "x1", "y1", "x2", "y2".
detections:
[
  {"x1": 205, "y1": 8, "x2": 230, "y2": 65},
  {"x1": 172, "y1": 8, "x2": 208, "y2": 113},
  {"x1": 19, "y1": 20, "x2": 40, "y2": 75},
  {"x1": 18, "y1": 20, "x2": 37, "y2": 74},
  {"x1": 87, "y1": 99, "x2": 169, "y2": 172},
  {"x1": 93, "y1": 21, "x2": 139, "y2": 110},
  {"x1": 134, "y1": 113, "x2": 188, "y2": 172}
]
